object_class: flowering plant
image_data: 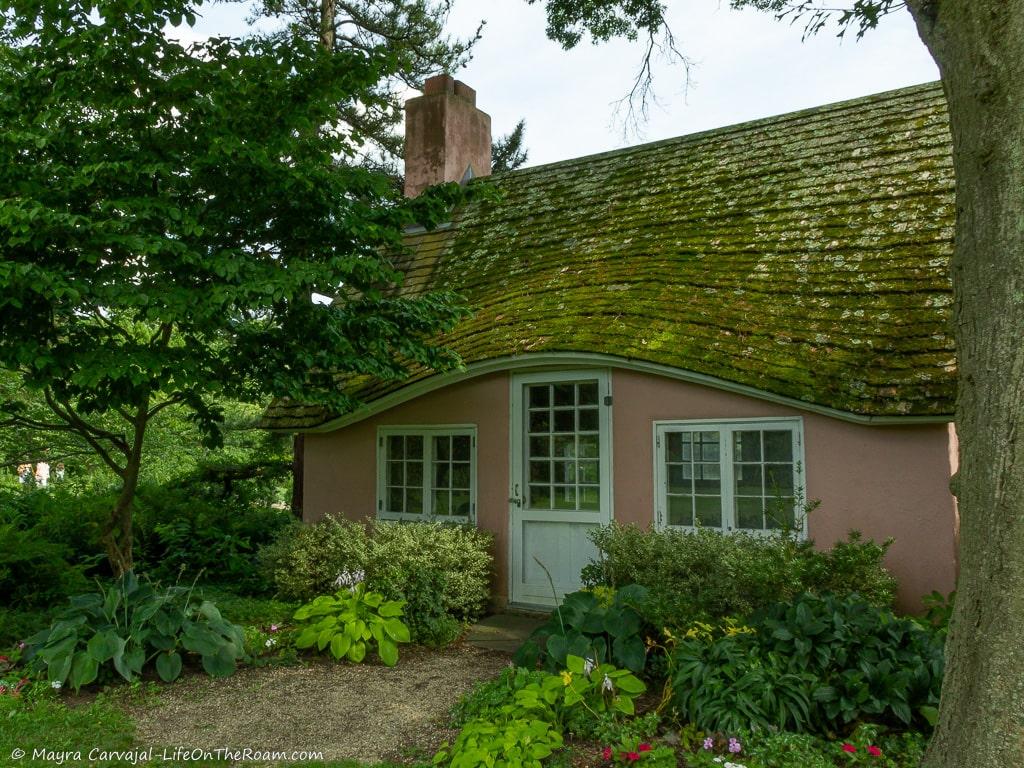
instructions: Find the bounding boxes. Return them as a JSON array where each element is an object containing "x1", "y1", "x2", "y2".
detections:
[
  {"x1": 599, "y1": 740, "x2": 675, "y2": 766},
  {"x1": 293, "y1": 582, "x2": 410, "y2": 666},
  {"x1": 561, "y1": 654, "x2": 646, "y2": 716}
]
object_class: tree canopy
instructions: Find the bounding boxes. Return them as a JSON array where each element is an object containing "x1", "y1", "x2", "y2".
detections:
[{"x1": 0, "y1": 0, "x2": 470, "y2": 570}]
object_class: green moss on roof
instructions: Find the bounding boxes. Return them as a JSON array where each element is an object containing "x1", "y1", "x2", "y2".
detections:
[{"x1": 265, "y1": 82, "x2": 955, "y2": 430}]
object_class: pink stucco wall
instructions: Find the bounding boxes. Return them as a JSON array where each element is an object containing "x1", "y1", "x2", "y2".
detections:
[
  {"x1": 611, "y1": 369, "x2": 958, "y2": 611},
  {"x1": 303, "y1": 366, "x2": 958, "y2": 613},
  {"x1": 303, "y1": 372, "x2": 512, "y2": 600}
]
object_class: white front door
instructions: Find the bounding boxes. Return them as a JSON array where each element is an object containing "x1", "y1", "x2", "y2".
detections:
[{"x1": 509, "y1": 370, "x2": 613, "y2": 606}]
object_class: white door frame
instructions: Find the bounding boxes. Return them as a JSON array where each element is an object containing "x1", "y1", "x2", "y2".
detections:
[{"x1": 508, "y1": 369, "x2": 614, "y2": 606}]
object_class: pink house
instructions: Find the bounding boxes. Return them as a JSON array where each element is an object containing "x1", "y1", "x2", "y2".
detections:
[{"x1": 264, "y1": 76, "x2": 959, "y2": 613}]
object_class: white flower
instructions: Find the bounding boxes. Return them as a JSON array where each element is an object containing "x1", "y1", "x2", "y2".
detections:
[
  {"x1": 51, "y1": 680, "x2": 62, "y2": 690},
  {"x1": 601, "y1": 674, "x2": 614, "y2": 692},
  {"x1": 724, "y1": 763, "x2": 747, "y2": 768},
  {"x1": 583, "y1": 658, "x2": 595, "y2": 675},
  {"x1": 264, "y1": 638, "x2": 277, "y2": 648},
  {"x1": 333, "y1": 569, "x2": 366, "y2": 589}
]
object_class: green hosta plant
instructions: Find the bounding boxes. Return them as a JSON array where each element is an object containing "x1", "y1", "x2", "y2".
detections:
[
  {"x1": 514, "y1": 585, "x2": 650, "y2": 673},
  {"x1": 562, "y1": 654, "x2": 646, "y2": 716},
  {"x1": 433, "y1": 717, "x2": 563, "y2": 768},
  {"x1": 293, "y1": 582, "x2": 410, "y2": 666},
  {"x1": 25, "y1": 573, "x2": 244, "y2": 691}
]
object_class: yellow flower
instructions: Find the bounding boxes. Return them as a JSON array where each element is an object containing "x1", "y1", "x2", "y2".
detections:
[{"x1": 560, "y1": 670, "x2": 573, "y2": 686}]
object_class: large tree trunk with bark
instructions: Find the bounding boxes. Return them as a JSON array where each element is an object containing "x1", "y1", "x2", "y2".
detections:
[
  {"x1": 906, "y1": 2, "x2": 1024, "y2": 766},
  {"x1": 102, "y1": 404, "x2": 149, "y2": 576}
]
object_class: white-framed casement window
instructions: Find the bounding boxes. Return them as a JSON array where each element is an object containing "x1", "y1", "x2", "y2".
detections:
[
  {"x1": 653, "y1": 418, "x2": 806, "y2": 535},
  {"x1": 376, "y1": 426, "x2": 477, "y2": 523}
]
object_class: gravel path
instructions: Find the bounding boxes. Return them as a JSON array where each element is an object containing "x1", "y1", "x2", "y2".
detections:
[{"x1": 128, "y1": 644, "x2": 509, "y2": 764}]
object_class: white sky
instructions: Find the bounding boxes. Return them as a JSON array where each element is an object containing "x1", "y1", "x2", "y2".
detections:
[{"x1": 183, "y1": 1, "x2": 939, "y2": 168}]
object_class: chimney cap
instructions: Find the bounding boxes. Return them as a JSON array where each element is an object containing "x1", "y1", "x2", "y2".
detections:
[{"x1": 422, "y1": 74, "x2": 476, "y2": 105}]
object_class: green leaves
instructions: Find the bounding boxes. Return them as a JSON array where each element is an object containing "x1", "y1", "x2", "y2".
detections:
[
  {"x1": 513, "y1": 586, "x2": 650, "y2": 673},
  {"x1": 291, "y1": 583, "x2": 411, "y2": 667},
  {"x1": 24, "y1": 571, "x2": 244, "y2": 691}
]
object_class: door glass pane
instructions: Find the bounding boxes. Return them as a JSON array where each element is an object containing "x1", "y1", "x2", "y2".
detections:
[
  {"x1": 529, "y1": 410, "x2": 550, "y2": 433},
  {"x1": 553, "y1": 410, "x2": 575, "y2": 432},
  {"x1": 529, "y1": 485, "x2": 551, "y2": 508},
  {"x1": 553, "y1": 384, "x2": 575, "y2": 406},
  {"x1": 578, "y1": 382, "x2": 599, "y2": 405},
  {"x1": 578, "y1": 408, "x2": 599, "y2": 432},
  {"x1": 529, "y1": 461, "x2": 551, "y2": 482},
  {"x1": 529, "y1": 385, "x2": 550, "y2": 408},
  {"x1": 525, "y1": 380, "x2": 602, "y2": 512}
]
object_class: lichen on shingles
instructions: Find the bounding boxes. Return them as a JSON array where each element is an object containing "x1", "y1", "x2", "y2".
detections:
[{"x1": 263, "y1": 83, "x2": 956, "y2": 430}]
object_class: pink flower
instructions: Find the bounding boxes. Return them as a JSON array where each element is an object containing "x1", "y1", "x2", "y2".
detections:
[
  {"x1": 269, "y1": 624, "x2": 279, "y2": 633},
  {"x1": 602, "y1": 747, "x2": 613, "y2": 761},
  {"x1": 703, "y1": 737, "x2": 715, "y2": 750},
  {"x1": 867, "y1": 746, "x2": 883, "y2": 757},
  {"x1": 17, "y1": 642, "x2": 25, "y2": 650},
  {"x1": 842, "y1": 743, "x2": 857, "y2": 754},
  {"x1": 638, "y1": 743, "x2": 652, "y2": 753},
  {"x1": 625, "y1": 752, "x2": 640, "y2": 762},
  {"x1": 728, "y1": 737, "x2": 742, "y2": 753}
]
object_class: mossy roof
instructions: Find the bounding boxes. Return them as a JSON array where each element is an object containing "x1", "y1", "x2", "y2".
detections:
[{"x1": 264, "y1": 82, "x2": 955, "y2": 430}]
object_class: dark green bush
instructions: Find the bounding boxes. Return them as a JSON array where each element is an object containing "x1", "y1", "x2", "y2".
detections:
[
  {"x1": 25, "y1": 572, "x2": 245, "y2": 690},
  {"x1": 668, "y1": 593, "x2": 944, "y2": 736},
  {"x1": 582, "y1": 523, "x2": 897, "y2": 628},
  {"x1": 133, "y1": 483, "x2": 293, "y2": 593},
  {"x1": 513, "y1": 585, "x2": 650, "y2": 674},
  {"x1": 0, "y1": 523, "x2": 88, "y2": 608},
  {"x1": 754, "y1": 592, "x2": 944, "y2": 731},
  {"x1": 258, "y1": 518, "x2": 494, "y2": 643}
]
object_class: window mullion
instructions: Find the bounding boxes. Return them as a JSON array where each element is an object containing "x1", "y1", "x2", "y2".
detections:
[
  {"x1": 420, "y1": 431, "x2": 430, "y2": 518},
  {"x1": 722, "y1": 427, "x2": 735, "y2": 531}
]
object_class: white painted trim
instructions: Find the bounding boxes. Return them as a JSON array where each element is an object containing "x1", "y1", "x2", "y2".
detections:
[
  {"x1": 278, "y1": 352, "x2": 952, "y2": 434},
  {"x1": 375, "y1": 424, "x2": 478, "y2": 525},
  {"x1": 653, "y1": 416, "x2": 808, "y2": 538}
]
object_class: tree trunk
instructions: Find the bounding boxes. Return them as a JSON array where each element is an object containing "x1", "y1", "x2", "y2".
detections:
[
  {"x1": 319, "y1": 0, "x2": 335, "y2": 49},
  {"x1": 102, "y1": 405, "x2": 149, "y2": 576},
  {"x1": 906, "y1": 2, "x2": 1024, "y2": 766},
  {"x1": 103, "y1": 458, "x2": 140, "y2": 576}
]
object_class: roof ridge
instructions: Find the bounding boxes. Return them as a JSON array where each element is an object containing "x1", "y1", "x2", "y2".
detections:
[{"x1": 487, "y1": 81, "x2": 944, "y2": 180}]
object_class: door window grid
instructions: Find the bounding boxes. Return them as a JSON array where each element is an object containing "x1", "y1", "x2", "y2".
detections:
[
  {"x1": 526, "y1": 381, "x2": 601, "y2": 511},
  {"x1": 379, "y1": 429, "x2": 474, "y2": 521},
  {"x1": 656, "y1": 421, "x2": 802, "y2": 534}
]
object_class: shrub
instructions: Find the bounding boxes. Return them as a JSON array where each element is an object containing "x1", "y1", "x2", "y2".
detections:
[
  {"x1": 292, "y1": 580, "x2": 411, "y2": 666},
  {"x1": 0, "y1": 523, "x2": 88, "y2": 608},
  {"x1": 451, "y1": 666, "x2": 553, "y2": 727},
  {"x1": 667, "y1": 593, "x2": 944, "y2": 736},
  {"x1": 258, "y1": 517, "x2": 369, "y2": 601},
  {"x1": 753, "y1": 592, "x2": 944, "y2": 731},
  {"x1": 583, "y1": 523, "x2": 897, "y2": 629},
  {"x1": 133, "y1": 483, "x2": 293, "y2": 593},
  {"x1": 259, "y1": 518, "x2": 494, "y2": 643},
  {"x1": 25, "y1": 573, "x2": 245, "y2": 690},
  {"x1": 514, "y1": 586, "x2": 650, "y2": 673}
]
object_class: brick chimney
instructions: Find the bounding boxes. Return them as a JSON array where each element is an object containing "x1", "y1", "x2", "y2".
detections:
[{"x1": 404, "y1": 74, "x2": 491, "y2": 197}]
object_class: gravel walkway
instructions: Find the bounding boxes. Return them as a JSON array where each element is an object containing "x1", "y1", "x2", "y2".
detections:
[{"x1": 128, "y1": 644, "x2": 509, "y2": 764}]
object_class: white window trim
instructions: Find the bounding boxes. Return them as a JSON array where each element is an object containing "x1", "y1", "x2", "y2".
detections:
[
  {"x1": 652, "y1": 417, "x2": 807, "y2": 538},
  {"x1": 376, "y1": 424, "x2": 478, "y2": 524}
]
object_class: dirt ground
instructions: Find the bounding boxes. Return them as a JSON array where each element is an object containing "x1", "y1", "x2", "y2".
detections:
[{"x1": 126, "y1": 644, "x2": 510, "y2": 764}]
